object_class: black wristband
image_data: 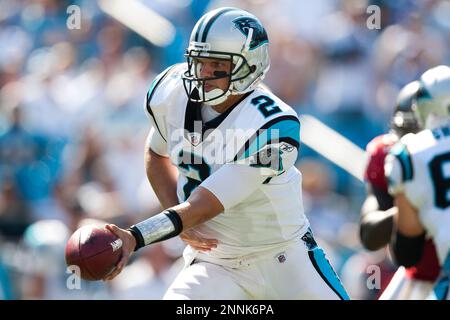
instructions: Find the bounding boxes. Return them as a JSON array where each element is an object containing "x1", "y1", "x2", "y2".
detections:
[
  {"x1": 127, "y1": 226, "x2": 145, "y2": 252},
  {"x1": 392, "y1": 231, "x2": 426, "y2": 267}
]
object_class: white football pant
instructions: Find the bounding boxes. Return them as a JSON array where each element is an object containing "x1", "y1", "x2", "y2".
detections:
[{"x1": 164, "y1": 231, "x2": 349, "y2": 300}]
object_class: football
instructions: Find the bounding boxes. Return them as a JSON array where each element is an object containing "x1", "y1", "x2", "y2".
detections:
[{"x1": 65, "y1": 225, "x2": 123, "y2": 281}]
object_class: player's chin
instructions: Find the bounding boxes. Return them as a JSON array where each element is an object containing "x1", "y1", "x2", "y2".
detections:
[{"x1": 203, "y1": 84, "x2": 217, "y2": 92}]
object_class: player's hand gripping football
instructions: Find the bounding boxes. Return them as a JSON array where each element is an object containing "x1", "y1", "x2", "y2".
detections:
[
  {"x1": 103, "y1": 224, "x2": 136, "y2": 280},
  {"x1": 180, "y1": 229, "x2": 218, "y2": 252}
]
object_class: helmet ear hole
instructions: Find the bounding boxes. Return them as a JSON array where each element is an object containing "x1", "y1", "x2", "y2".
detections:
[{"x1": 250, "y1": 65, "x2": 256, "y2": 73}]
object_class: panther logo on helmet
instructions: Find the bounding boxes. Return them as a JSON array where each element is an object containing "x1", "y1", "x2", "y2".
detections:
[{"x1": 232, "y1": 17, "x2": 268, "y2": 50}]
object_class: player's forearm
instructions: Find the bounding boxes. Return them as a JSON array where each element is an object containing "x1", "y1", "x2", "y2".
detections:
[
  {"x1": 128, "y1": 186, "x2": 224, "y2": 251},
  {"x1": 171, "y1": 186, "x2": 224, "y2": 230},
  {"x1": 145, "y1": 147, "x2": 179, "y2": 208},
  {"x1": 130, "y1": 163, "x2": 263, "y2": 250},
  {"x1": 394, "y1": 193, "x2": 424, "y2": 237}
]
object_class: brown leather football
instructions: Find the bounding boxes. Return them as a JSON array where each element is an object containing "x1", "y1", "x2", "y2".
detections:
[{"x1": 65, "y1": 225, "x2": 123, "y2": 281}]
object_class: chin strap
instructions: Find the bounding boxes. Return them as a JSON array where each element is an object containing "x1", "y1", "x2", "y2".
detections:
[{"x1": 201, "y1": 87, "x2": 232, "y2": 106}]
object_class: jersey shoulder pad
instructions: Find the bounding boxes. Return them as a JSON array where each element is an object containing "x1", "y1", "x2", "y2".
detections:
[
  {"x1": 401, "y1": 129, "x2": 436, "y2": 154},
  {"x1": 364, "y1": 134, "x2": 397, "y2": 190},
  {"x1": 398, "y1": 132, "x2": 418, "y2": 147},
  {"x1": 145, "y1": 63, "x2": 186, "y2": 117},
  {"x1": 239, "y1": 87, "x2": 298, "y2": 122},
  {"x1": 233, "y1": 110, "x2": 301, "y2": 159},
  {"x1": 385, "y1": 142, "x2": 414, "y2": 195},
  {"x1": 234, "y1": 138, "x2": 299, "y2": 176},
  {"x1": 366, "y1": 134, "x2": 397, "y2": 155},
  {"x1": 233, "y1": 100, "x2": 300, "y2": 176},
  {"x1": 252, "y1": 86, "x2": 298, "y2": 115},
  {"x1": 233, "y1": 88, "x2": 300, "y2": 151}
]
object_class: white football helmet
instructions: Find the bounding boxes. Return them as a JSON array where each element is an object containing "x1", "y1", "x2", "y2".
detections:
[
  {"x1": 413, "y1": 65, "x2": 450, "y2": 129},
  {"x1": 182, "y1": 7, "x2": 270, "y2": 105}
]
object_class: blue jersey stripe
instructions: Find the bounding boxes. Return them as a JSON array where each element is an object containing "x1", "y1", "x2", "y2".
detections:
[
  {"x1": 308, "y1": 248, "x2": 350, "y2": 300},
  {"x1": 390, "y1": 143, "x2": 414, "y2": 181},
  {"x1": 240, "y1": 119, "x2": 300, "y2": 159},
  {"x1": 234, "y1": 116, "x2": 300, "y2": 161},
  {"x1": 146, "y1": 65, "x2": 174, "y2": 103}
]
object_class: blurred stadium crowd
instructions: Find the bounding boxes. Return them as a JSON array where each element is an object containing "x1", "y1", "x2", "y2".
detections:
[{"x1": 0, "y1": 0, "x2": 449, "y2": 300}]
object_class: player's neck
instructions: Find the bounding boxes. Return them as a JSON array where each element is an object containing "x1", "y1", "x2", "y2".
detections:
[{"x1": 208, "y1": 94, "x2": 245, "y2": 113}]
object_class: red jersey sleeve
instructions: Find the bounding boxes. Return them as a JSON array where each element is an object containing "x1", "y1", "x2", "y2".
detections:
[{"x1": 364, "y1": 134, "x2": 397, "y2": 192}]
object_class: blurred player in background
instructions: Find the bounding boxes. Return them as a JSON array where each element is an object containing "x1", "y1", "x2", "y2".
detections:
[
  {"x1": 103, "y1": 7, "x2": 349, "y2": 300},
  {"x1": 360, "y1": 80, "x2": 440, "y2": 299},
  {"x1": 386, "y1": 65, "x2": 450, "y2": 300}
]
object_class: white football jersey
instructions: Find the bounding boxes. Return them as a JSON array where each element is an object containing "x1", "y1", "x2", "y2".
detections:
[
  {"x1": 385, "y1": 124, "x2": 450, "y2": 266},
  {"x1": 145, "y1": 63, "x2": 309, "y2": 259}
]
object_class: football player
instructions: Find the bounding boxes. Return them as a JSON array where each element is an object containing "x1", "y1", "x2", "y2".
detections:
[
  {"x1": 102, "y1": 7, "x2": 349, "y2": 300},
  {"x1": 360, "y1": 81, "x2": 440, "y2": 299},
  {"x1": 386, "y1": 65, "x2": 450, "y2": 300}
]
